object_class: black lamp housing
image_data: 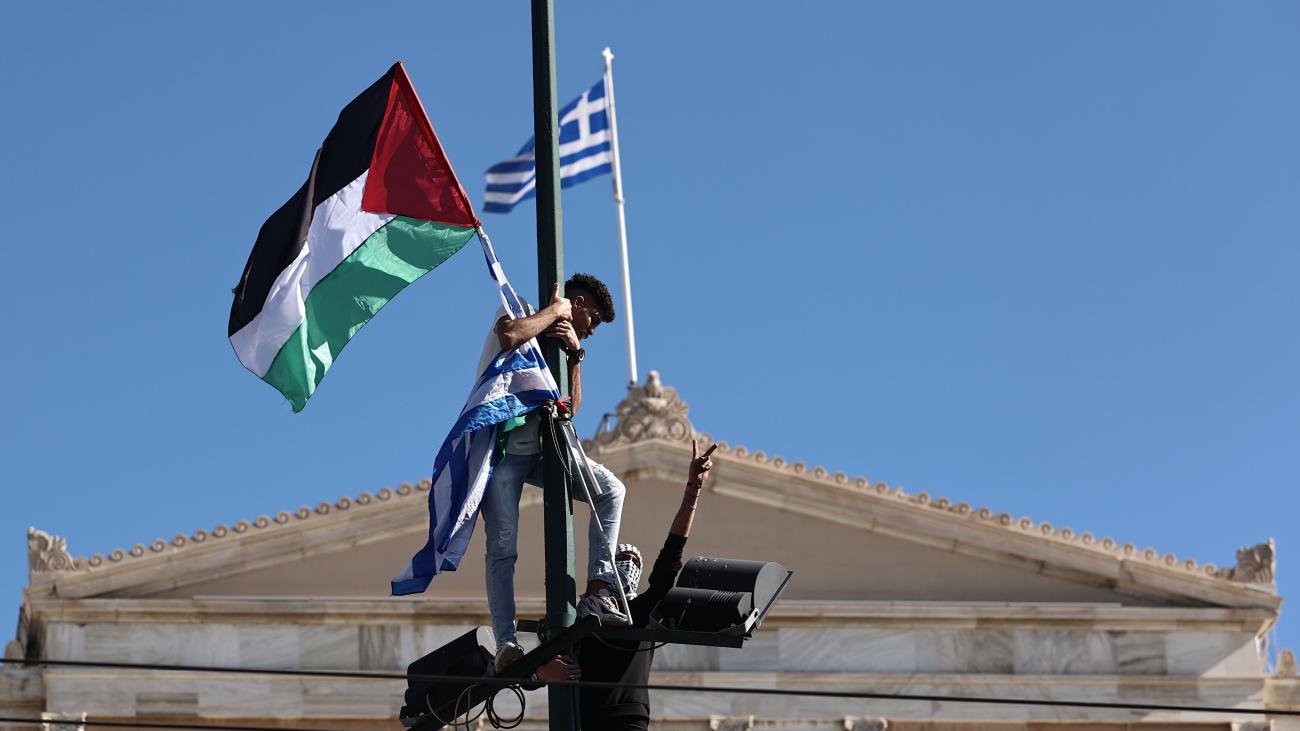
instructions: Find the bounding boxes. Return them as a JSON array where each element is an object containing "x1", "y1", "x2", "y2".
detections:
[
  {"x1": 399, "y1": 626, "x2": 493, "y2": 726},
  {"x1": 516, "y1": 559, "x2": 793, "y2": 650},
  {"x1": 650, "y1": 556, "x2": 792, "y2": 637}
]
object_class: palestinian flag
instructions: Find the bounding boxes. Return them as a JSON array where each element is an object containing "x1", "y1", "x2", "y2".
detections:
[{"x1": 229, "y1": 62, "x2": 479, "y2": 412}]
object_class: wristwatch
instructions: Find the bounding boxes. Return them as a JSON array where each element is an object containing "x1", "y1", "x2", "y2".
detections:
[{"x1": 565, "y1": 347, "x2": 585, "y2": 363}]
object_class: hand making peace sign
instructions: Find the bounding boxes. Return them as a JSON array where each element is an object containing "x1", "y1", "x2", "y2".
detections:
[{"x1": 688, "y1": 438, "x2": 718, "y2": 488}]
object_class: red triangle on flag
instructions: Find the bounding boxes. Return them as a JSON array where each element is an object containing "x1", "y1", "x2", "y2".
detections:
[{"x1": 362, "y1": 62, "x2": 480, "y2": 228}]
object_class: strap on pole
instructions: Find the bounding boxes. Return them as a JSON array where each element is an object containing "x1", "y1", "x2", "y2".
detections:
[
  {"x1": 562, "y1": 419, "x2": 633, "y2": 618},
  {"x1": 542, "y1": 407, "x2": 633, "y2": 621}
]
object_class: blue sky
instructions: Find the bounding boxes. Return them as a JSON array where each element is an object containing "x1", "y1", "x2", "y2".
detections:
[{"x1": 2, "y1": 2, "x2": 1296, "y2": 660}]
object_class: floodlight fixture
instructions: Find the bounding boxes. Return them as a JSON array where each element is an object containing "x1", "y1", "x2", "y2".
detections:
[
  {"x1": 519, "y1": 556, "x2": 794, "y2": 649},
  {"x1": 399, "y1": 617, "x2": 600, "y2": 731},
  {"x1": 651, "y1": 556, "x2": 792, "y2": 636}
]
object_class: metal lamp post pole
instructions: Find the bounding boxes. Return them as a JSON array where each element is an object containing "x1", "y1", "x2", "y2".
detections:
[{"x1": 531, "y1": 0, "x2": 579, "y2": 729}]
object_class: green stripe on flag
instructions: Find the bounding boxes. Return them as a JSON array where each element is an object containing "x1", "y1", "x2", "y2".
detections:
[{"x1": 263, "y1": 216, "x2": 476, "y2": 411}]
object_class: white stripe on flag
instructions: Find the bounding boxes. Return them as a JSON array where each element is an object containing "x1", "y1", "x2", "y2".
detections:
[
  {"x1": 559, "y1": 151, "x2": 611, "y2": 179},
  {"x1": 230, "y1": 171, "x2": 394, "y2": 376},
  {"x1": 484, "y1": 170, "x2": 534, "y2": 185},
  {"x1": 559, "y1": 130, "x2": 608, "y2": 157},
  {"x1": 463, "y1": 360, "x2": 552, "y2": 413},
  {"x1": 483, "y1": 152, "x2": 609, "y2": 207},
  {"x1": 484, "y1": 178, "x2": 536, "y2": 205}
]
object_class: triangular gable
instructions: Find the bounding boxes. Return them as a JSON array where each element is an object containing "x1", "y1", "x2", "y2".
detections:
[
  {"x1": 25, "y1": 375, "x2": 1279, "y2": 613},
  {"x1": 585, "y1": 372, "x2": 1281, "y2": 612}
]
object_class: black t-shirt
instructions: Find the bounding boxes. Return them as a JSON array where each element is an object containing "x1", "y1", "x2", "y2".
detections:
[{"x1": 578, "y1": 532, "x2": 686, "y2": 727}]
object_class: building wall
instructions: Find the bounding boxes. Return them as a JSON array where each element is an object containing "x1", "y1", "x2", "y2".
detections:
[{"x1": 11, "y1": 595, "x2": 1286, "y2": 730}]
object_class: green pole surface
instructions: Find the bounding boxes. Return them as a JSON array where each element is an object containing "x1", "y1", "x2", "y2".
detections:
[{"x1": 530, "y1": 0, "x2": 579, "y2": 728}]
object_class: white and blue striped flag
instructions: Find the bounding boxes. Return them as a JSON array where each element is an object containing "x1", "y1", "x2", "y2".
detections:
[
  {"x1": 483, "y1": 78, "x2": 612, "y2": 213},
  {"x1": 391, "y1": 232, "x2": 558, "y2": 595}
]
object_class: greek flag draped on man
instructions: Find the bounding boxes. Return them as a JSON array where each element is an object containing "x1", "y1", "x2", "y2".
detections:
[{"x1": 392, "y1": 236, "x2": 559, "y2": 594}]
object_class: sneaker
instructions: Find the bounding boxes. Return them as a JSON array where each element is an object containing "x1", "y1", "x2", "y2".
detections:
[
  {"x1": 577, "y1": 588, "x2": 632, "y2": 626},
  {"x1": 494, "y1": 641, "x2": 524, "y2": 673}
]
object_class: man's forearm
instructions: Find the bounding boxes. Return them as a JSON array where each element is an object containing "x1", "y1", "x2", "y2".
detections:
[
  {"x1": 496, "y1": 306, "x2": 561, "y2": 350},
  {"x1": 568, "y1": 360, "x2": 582, "y2": 414},
  {"x1": 668, "y1": 488, "x2": 699, "y2": 538},
  {"x1": 671, "y1": 440, "x2": 715, "y2": 538}
]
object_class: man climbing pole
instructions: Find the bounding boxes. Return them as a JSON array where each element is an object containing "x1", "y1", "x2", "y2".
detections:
[{"x1": 480, "y1": 272, "x2": 633, "y2": 672}]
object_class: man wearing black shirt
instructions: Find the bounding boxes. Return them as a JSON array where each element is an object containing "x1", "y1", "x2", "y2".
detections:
[{"x1": 577, "y1": 438, "x2": 718, "y2": 730}]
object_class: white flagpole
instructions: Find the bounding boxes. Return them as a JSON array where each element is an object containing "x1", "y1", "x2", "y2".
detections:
[{"x1": 602, "y1": 47, "x2": 639, "y2": 387}]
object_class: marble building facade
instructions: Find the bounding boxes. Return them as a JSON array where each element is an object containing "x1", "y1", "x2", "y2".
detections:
[{"x1": 3, "y1": 373, "x2": 1297, "y2": 730}]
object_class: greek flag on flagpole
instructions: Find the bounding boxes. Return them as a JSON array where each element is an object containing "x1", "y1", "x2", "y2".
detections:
[
  {"x1": 483, "y1": 78, "x2": 612, "y2": 213},
  {"x1": 391, "y1": 231, "x2": 558, "y2": 595}
]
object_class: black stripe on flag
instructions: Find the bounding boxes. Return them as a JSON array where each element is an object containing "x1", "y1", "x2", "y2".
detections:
[{"x1": 228, "y1": 65, "x2": 397, "y2": 337}]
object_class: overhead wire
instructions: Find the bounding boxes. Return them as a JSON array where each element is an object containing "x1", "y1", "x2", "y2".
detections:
[
  {"x1": 0, "y1": 717, "x2": 362, "y2": 731},
  {"x1": 2, "y1": 657, "x2": 1296, "y2": 718}
]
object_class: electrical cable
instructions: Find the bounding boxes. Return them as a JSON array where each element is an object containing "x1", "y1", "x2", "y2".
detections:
[
  {"x1": 588, "y1": 633, "x2": 668, "y2": 653},
  {"x1": 422, "y1": 678, "x2": 472, "y2": 730},
  {"x1": 3, "y1": 657, "x2": 1296, "y2": 717},
  {"x1": 483, "y1": 684, "x2": 526, "y2": 729},
  {"x1": 407, "y1": 680, "x2": 527, "y2": 731},
  {"x1": 452, "y1": 683, "x2": 484, "y2": 730}
]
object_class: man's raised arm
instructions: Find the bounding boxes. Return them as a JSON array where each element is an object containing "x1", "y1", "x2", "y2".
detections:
[
  {"x1": 670, "y1": 439, "x2": 717, "y2": 538},
  {"x1": 632, "y1": 439, "x2": 718, "y2": 624},
  {"x1": 495, "y1": 282, "x2": 573, "y2": 351}
]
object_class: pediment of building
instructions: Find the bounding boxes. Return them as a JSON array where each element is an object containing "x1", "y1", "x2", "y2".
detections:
[
  {"x1": 24, "y1": 373, "x2": 1279, "y2": 614},
  {"x1": 584, "y1": 373, "x2": 1279, "y2": 612}
]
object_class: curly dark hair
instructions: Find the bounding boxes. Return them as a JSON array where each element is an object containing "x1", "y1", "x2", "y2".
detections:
[{"x1": 566, "y1": 272, "x2": 616, "y2": 324}]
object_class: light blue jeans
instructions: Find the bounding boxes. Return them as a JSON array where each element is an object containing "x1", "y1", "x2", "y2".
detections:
[{"x1": 481, "y1": 451, "x2": 626, "y2": 647}]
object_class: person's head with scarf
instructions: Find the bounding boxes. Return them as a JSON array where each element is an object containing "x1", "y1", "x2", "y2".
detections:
[{"x1": 614, "y1": 543, "x2": 642, "y2": 599}]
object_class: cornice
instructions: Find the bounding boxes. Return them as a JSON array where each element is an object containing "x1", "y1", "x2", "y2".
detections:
[
  {"x1": 26, "y1": 480, "x2": 436, "y2": 597},
  {"x1": 23, "y1": 596, "x2": 1275, "y2": 632}
]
